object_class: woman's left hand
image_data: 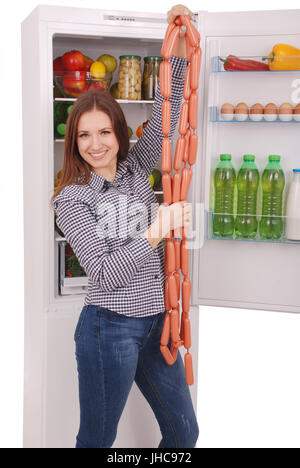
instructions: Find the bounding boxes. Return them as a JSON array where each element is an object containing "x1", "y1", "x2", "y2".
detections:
[{"x1": 166, "y1": 5, "x2": 196, "y2": 58}]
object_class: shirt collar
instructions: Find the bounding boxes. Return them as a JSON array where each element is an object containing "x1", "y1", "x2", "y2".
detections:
[{"x1": 88, "y1": 159, "x2": 134, "y2": 192}]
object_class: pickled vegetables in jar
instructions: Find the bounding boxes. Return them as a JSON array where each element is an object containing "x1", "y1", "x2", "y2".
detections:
[
  {"x1": 118, "y1": 55, "x2": 142, "y2": 100},
  {"x1": 142, "y1": 56, "x2": 163, "y2": 100}
]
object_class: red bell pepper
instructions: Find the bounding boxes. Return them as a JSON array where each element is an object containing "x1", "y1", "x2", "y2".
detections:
[{"x1": 221, "y1": 55, "x2": 269, "y2": 71}]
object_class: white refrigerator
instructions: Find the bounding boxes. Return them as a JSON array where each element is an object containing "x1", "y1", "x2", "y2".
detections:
[{"x1": 21, "y1": 5, "x2": 300, "y2": 448}]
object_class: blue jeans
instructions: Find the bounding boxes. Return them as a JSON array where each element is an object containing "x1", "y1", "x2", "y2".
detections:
[{"x1": 74, "y1": 305, "x2": 199, "y2": 448}]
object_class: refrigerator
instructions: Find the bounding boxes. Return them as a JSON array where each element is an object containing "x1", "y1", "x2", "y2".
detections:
[{"x1": 21, "y1": 5, "x2": 300, "y2": 448}]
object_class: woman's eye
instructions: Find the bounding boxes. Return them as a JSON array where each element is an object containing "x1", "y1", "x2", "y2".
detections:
[
  {"x1": 102, "y1": 131, "x2": 110, "y2": 135},
  {"x1": 79, "y1": 133, "x2": 88, "y2": 138}
]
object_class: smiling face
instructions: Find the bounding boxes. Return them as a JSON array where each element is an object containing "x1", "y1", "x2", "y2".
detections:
[{"x1": 76, "y1": 109, "x2": 120, "y2": 181}]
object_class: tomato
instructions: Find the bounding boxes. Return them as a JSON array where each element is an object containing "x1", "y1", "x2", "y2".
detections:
[
  {"x1": 88, "y1": 81, "x2": 106, "y2": 92},
  {"x1": 53, "y1": 56, "x2": 64, "y2": 74},
  {"x1": 62, "y1": 50, "x2": 86, "y2": 71},
  {"x1": 84, "y1": 56, "x2": 94, "y2": 72},
  {"x1": 142, "y1": 119, "x2": 149, "y2": 129},
  {"x1": 62, "y1": 72, "x2": 87, "y2": 97}
]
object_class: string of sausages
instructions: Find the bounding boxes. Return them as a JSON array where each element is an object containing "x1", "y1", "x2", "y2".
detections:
[{"x1": 159, "y1": 15, "x2": 201, "y2": 385}]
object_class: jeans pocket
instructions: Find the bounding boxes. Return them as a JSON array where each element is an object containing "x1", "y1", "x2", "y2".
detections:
[{"x1": 74, "y1": 306, "x2": 89, "y2": 342}]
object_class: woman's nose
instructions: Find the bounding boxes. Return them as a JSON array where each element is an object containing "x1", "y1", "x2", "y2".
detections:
[{"x1": 90, "y1": 134, "x2": 103, "y2": 149}]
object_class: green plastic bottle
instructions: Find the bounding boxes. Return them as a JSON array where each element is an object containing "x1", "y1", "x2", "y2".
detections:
[
  {"x1": 235, "y1": 155, "x2": 259, "y2": 238},
  {"x1": 260, "y1": 155, "x2": 285, "y2": 239},
  {"x1": 213, "y1": 154, "x2": 236, "y2": 237}
]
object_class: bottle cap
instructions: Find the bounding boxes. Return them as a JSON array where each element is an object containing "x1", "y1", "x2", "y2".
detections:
[
  {"x1": 119, "y1": 55, "x2": 141, "y2": 60},
  {"x1": 144, "y1": 56, "x2": 163, "y2": 62},
  {"x1": 220, "y1": 154, "x2": 232, "y2": 161},
  {"x1": 269, "y1": 155, "x2": 280, "y2": 162},
  {"x1": 243, "y1": 154, "x2": 255, "y2": 162},
  {"x1": 293, "y1": 169, "x2": 300, "y2": 172}
]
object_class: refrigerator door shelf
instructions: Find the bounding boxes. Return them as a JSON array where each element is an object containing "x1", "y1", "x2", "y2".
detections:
[
  {"x1": 210, "y1": 106, "x2": 300, "y2": 123},
  {"x1": 206, "y1": 211, "x2": 300, "y2": 245},
  {"x1": 54, "y1": 97, "x2": 155, "y2": 105},
  {"x1": 211, "y1": 55, "x2": 300, "y2": 73}
]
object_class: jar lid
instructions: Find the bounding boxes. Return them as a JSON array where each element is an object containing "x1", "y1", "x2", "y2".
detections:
[
  {"x1": 144, "y1": 56, "x2": 163, "y2": 61},
  {"x1": 269, "y1": 155, "x2": 281, "y2": 162},
  {"x1": 243, "y1": 154, "x2": 255, "y2": 162},
  {"x1": 119, "y1": 55, "x2": 141, "y2": 60},
  {"x1": 220, "y1": 154, "x2": 232, "y2": 161}
]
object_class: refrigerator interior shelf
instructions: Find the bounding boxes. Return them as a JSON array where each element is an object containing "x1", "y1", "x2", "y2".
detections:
[
  {"x1": 211, "y1": 55, "x2": 300, "y2": 73},
  {"x1": 55, "y1": 138, "x2": 140, "y2": 144},
  {"x1": 206, "y1": 211, "x2": 300, "y2": 245},
  {"x1": 54, "y1": 97, "x2": 154, "y2": 104},
  {"x1": 209, "y1": 107, "x2": 300, "y2": 123}
]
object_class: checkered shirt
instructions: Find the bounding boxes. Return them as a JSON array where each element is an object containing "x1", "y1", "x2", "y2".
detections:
[{"x1": 53, "y1": 55, "x2": 187, "y2": 317}]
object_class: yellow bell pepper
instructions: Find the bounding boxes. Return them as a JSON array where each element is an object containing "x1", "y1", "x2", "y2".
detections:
[{"x1": 263, "y1": 44, "x2": 300, "y2": 70}]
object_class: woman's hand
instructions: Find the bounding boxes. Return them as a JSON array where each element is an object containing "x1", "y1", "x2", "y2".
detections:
[
  {"x1": 166, "y1": 5, "x2": 196, "y2": 58},
  {"x1": 143, "y1": 201, "x2": 193, "y2": 249}
]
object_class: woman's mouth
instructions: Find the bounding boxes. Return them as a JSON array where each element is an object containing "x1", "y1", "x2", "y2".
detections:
[{"x1": 90, "y1": 150, "x2": 108, "y2": 160}]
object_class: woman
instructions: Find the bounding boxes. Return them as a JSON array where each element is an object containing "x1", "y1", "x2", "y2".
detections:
[{"x1": 51, "y1": 4, "x2": 198, "y2": 449}]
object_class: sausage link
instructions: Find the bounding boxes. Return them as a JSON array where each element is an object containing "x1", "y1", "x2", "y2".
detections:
[
  {"x1": 165, "y1": 240, "x2": 175, "y2": 275},
  {"x1": 184, "y1": 352, "x2": 194, "y2": 386},
  {"x1": 180, "y1": 15, "x2": 200, "y2": 48},
  {"x1": 189, "y1": 91, "x2": 198, "y2": 130},
  {"x1": 162, "y1": 100, "x2": 171, "y2": 136},
  {"x1": 182, "y1": 277, "x2": 191, "y2": 314},
  {"x1": 183, "y1": 128, "x2": 191, "y2": 163},
  {"x1": 180, "y1": 167, "x2": 192, "y2": 201},
  {"x1": 168, "y1": 274, "x2": 178, "y2": 309},
  {"x1": 174, "y1": 238, "x2": 181, "y2": 270},
  {"x1": 161, "y1": 312, "x2": 170, "y2": 346},
  {"x1": 180, "y1": 312, "x2": 188, "y2": 340},
  {"x1": 163, "y1": 26, "x2": 181, "y2": 60},
  {"x1": 162, "y1": 137, "x2": 172, "y2": 173},
  {"x1": 159, "y1": 61, "x2": 172, "y2": 99},
  {"x1": 183, "y1": 317, "x2": 192, "y2": 349},
  {"x1": 162, "y1": 173, "x2": 172, "y2": 205},
  {"x1": 171, "y1": 308, "x2": 180, "y2": 342},
  {"x1": 171, "y1": 344, "x2": 179, "y2": 361},
  {"x1": 174, "y1": 271, "x2": 181, "y2": 301},
  {"x1": 178, "y1": 102, "x2": 189, "y2": 136},
  {"x1": 190, "y1": 47, "x2": 202, "y2": 90},
  {"x1": 160, "y1": 345, "x2": 175, "y2": 365},
  {"x1": 164, "y1": 278, "x2": 171, "y2": 311},
  {"x1": 188, "y1": 133, "x2": 198, "y2": 166},
  {"x1": 185, "y1": 35, "x2": 194, "y2": 62},
  {"x1": 183, "y1": 65, "x2": 191, "y2": 101},
  {"x1": 174, "y1": 136, "x2": 185, "y2": 171},
  {"x1": 172, "y1": 171, "x2": 181, "y2": 203},
  {"x1": 181, "y1": 239, "x2": 189, "y2": 276},
  {"x1": 161, "y1": 23, "x2": 176, "y2": 58}
]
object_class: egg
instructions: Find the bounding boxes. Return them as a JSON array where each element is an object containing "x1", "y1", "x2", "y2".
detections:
[
  {"x1": 264, "y1": 103, "x2": 278, "y2": 121},
  {"x1": 293, "y1": 103, "x2": 300, "y2": 121},
  {"x1": 220, "y1": 103, "x2": 234, "y2": 121},
  {"x1": 234, "y1": 102, "x2": 249, "y2": 121},
  {"x1": 249, "y1": 103, "x2": 263, "y2": 122},
  {"x1": 279, "y1": 102, "x2": 293, "y2": 122}
]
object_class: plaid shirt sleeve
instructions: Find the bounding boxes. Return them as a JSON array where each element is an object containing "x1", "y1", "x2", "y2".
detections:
[
  {"x1": 127, "y1": 55, "x2": 188, "y2": 177},
  {"x1": 53, "y1": 188, "x2": 155, "y2": 292}
]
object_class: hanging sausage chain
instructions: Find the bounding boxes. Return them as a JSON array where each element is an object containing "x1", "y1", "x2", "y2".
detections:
[{"x1": 159, "y1": 15, "x2": 201, "y2": 386}]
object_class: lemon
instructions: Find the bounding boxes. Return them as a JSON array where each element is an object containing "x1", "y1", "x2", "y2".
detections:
[
  {"x1": 148, "y1": 174, "x2": 155, "y2": 188},
  {"x1": 97, "y1": 54, "x2": 118, "y2": 73},
  {"x1": 90, "y1": 61, "x2": 106, "y2": 78}
]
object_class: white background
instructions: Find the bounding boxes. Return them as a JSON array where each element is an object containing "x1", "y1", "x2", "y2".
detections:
[{"x1": 1, "y1": 0, "x2": 300, "y2": 449}]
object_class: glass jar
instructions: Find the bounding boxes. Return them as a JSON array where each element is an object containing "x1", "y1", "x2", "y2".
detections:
[
  {"x1": 118, "y1": 55, "x2": 142, "y2": 100},
  {"x1": 142, "y1": 56, "x2": 163, "y2": 100}
]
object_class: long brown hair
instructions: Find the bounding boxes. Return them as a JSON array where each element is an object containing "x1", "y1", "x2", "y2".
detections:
[{"x1": 50, "y1": 89, "x2": 129, "y2": 209}]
